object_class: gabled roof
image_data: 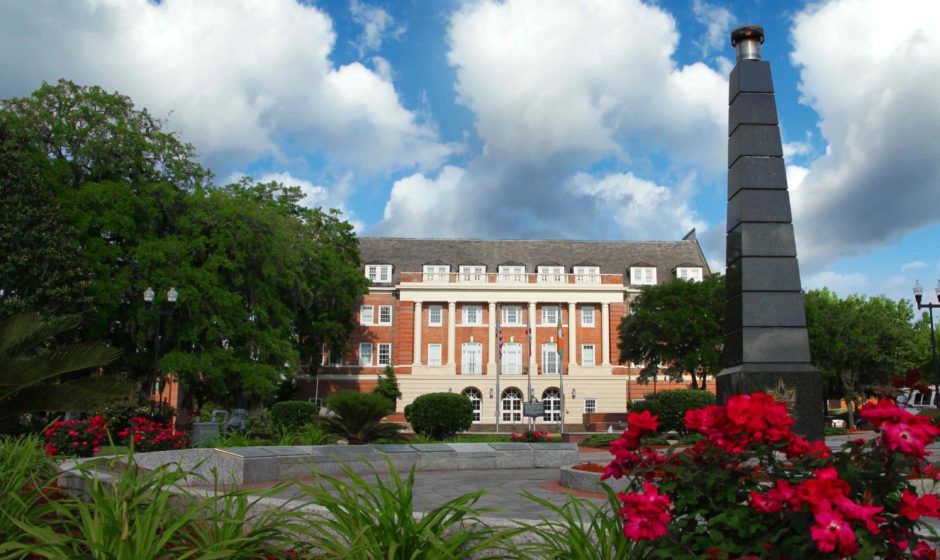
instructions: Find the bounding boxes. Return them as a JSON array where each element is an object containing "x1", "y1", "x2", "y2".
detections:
[{"x1": 359, "y1": 237, "x2": 711, "y2": 284}]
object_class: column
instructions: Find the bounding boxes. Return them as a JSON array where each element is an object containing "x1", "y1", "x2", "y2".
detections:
[
  {"x1": 447, "y1": 302, "x2": 457, "y2": 366},
  {"x1": 601, "y1": 303, "x2": 611, "y2": 366},
  {"x1": 528, "y1": 302, "x2": 538, "y2": 373},
  {"x1": 487, "y1": 302, "x2": 497, "y2": 374},
  {"x1": 412, "y1": 302, "x2": 422, "y2": 366},
  {"x1": 568, "y1": 303, "x2": 577, "y2": 366}
]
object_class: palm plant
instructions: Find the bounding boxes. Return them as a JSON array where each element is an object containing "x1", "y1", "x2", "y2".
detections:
[
  {"x1": 295, "y1": 461, "x2": 518, "y2": 559},
  {"x1": 513, "y1": 486, "x2": 651, "y2": 560},
  {"x1": 0, "y1": 313, "x2": 124, "y2": 430},
  {"x1": 316, "y1": 390, "x2": 404, "y2": 444}
]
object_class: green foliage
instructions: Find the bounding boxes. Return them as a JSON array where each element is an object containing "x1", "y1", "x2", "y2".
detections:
[
  {"x1": 373, "y1": 365, "x2": 401, "y2": 407},
  {"x1": 805, "y1": 289, "x2": 926, "y2": 427},
  {"x1": 618, "y1": 275, "x2": 724, "y2": 389},
  {"x1": 1, "y1": 81, "x2": 368, "y2": 407},
  {"x1": 295, "y1": 462, "x2": 518, "y2": 559},
  {"x1": 0, "y1": 313, "x2": 125, "y2": 430},
  {"x1": 582, "y1": 433, "x2": 621, "y2": 447},
  {"x1": 0, "y1": 433, "x2": 56, "y2": 544},
  {"x1": 516, "y1": 487, "x2": 649, "y2": 560},
  {"x1": 269, "y1": 400, "x2": 316, "y2": 433},
  {"x1": 317, "y1": 391, "x2": 404, "y2": 444},
  {"x1": 404, "y1": 392, "x2": 474, "y2": 440},
  {"x1": 627, "y1": 389, "x2": 716, "y2": 434},
  {"x1": 92, "y1": 399, "x2": 151, "y2": 433}
]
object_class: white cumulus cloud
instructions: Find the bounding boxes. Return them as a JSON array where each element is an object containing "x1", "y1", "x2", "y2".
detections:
[
  {"x1": 0, "y1": 0, "x2": 453, "y2": 174},
  {"x1": 790, "y1": 0, "x2": 940, "y2": 267}
]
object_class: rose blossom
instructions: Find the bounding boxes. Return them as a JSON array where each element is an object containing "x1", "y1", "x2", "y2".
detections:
[
  {"x1": 618, "y1": 481, "x2": 671, "y2": 541},
  {"x1": 809, "y1": 501, "x2": 859, "y2": 556}
]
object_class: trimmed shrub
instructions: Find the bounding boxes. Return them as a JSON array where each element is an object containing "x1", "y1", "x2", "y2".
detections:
[
  {"x1": 628, "y1": 389, "x2": 716, "y2": 434},
  {"x1": 269, "y1": 400, "x2": 316, "y2": 432},
  {"x1": 582, "y1": 433, "x2": 620, "y2": 447},
  {"x1": 404, "y1": 393, "x2": 473, "y2": 440},
  {"x1": 318, "y1": 391, "x2": 402, "y2": 444}
]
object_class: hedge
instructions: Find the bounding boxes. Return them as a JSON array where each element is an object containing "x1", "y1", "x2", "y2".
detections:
[
  {"x1": 404, "y1": 393, "x2": 473, "y2": 440},
  {"x1": 628, "y1": 389, "x2": 716, "y2": 434},
  {"x1": 269, "y1": 401, "x2": 317, "y2": 432}
]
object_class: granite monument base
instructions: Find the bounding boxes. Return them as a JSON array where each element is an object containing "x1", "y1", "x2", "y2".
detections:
[{"x1": 716, "y1": 363, "x2": 824, "y2": 441}]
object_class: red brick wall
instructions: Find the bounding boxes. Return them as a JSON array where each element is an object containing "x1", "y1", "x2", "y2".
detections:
[
  {"x1": 455, "y1": 303, "x2": 489, "y2": 374},
  {"x1": 575, "y1": 303, "x2": 603, "y2": 365},
  {"x1": 609, "y1": 302, "x2": 627, "y2": 365},
  {"x1": 395, "y1": 300, "x2": 414, "y2": 368}
]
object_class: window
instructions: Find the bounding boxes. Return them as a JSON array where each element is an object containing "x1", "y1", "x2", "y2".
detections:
[
  {"x1": 428, "y1": 344, "x2": 442, "y2": 366},
  {"x1": 378, "y1": 343, "x2": 392, "y2": 365},
  {"x1": 501, "y1": 343, "x2": 523, "y2": 374},
  {"x1": 378, "y1": 305, "x2": 392, "y2": 325},
  {"x1": 541, "y1": 305, "x2": 559, "y2": 325},
  {"x1": 501, "y1": 388, "x2": 522, "y2": 422},
  {"x1": 502, "y1": 305, "x2": 522, "y2": 325},
  {"x1": 676, "y1": 267, "x2": 703, "y2": 282},
  {"x1": 423, "y1": 265, "x2": 450, "y2": 282},
  {"x1": 581, "y1": 306, "x2": 595, "y2": 326},
  {"x1": 574, "y1": 266, "x2": 600, "y2": 284},
  {"x1": 462, "y1": 305, "x2": 482, "y2": 325},
  {"x1": 543, "y1": 388, "x2": 561, "y2": 422},
  {"x1": 459, "y1": 265, "x2": 486, "y2": 283},
  {"x1": 359, "y1": 343, "x2": 373, "y2": 366},
  {"x1": 537, "y1": 265, "x2": 565, "y2": 283},
  {"x1": 630, "y1": 267, "x2": 657, "y2": 285},
  {"x1": 498, "y1": 265, "x2": 526, "y2": 283},
  {"x1": 463, "y1": 388, "x2": 482, "y2": 422},
  {"x1": 584, "y1": 399, "x2": 597, "y2": 414},
  {"x1": 542, "y1": 343, "x2": 559, "y2": 374},
  {"x1": 365, "y1": 265, "x2": 392, "y2": 283},
  {"x1": 462, "y1": 342, "x2": 482, "y2": 374},
  {"x1": 360, "y1": 305, "x2": 374, "y2": 325},
  {"x1": 582, "y1": 344, "x2": 596, "y2": 366},
  {"x1": 428, "y1": 305, "x2": 443, "y2": 326}
]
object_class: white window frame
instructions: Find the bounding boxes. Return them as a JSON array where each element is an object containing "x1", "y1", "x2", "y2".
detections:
[
  {"x1": 573, "y1": 266, "x2": 600, "y2": 284},
  {"x1": 378, "y1": 343, "x2": 392, "y2": 366},
  {"x1": 360, "y1": 305, "x2": 374, "y2": 326},
  {"x1": 501, "y1": 342, "x2": 523, "y2": 374},
  {"x1": 582, "y1": 344, "x2": 596, "y2": 367},
  {"x1": 498, "y1": 265, "x2": 526, "y2": 283},
  {"x1": 541, "y1": 305, "x2": 559, "y2": 326},
  {"x1": 462, "y1": 342, "x2": 483, "y2": 375},
  {"x1": 462, "y1": 305, "x2": 482, "y2": 325},
  {"x1": 676, "y1": 267, "x2": 703, "y2": 282},
  {"x1": 581, "y1": 306, "x2": 595, "y2": 327},
  {"x1": 537, "y1": 265, "x2": 565, "y2": 284},
  {"x1": 378, "y1": 305, "x2": 392, "y2": 325},
  {"x1": 543, "y1": 388, "x2": 562, "y2": 422},
  {"x1": 459, "y1": 265, "x2": 486, "y2": 283},
  {"x1": 584, "y1": 399, "x2": 597, "y2": 414},
  {"x1": 428, "y1": 343, "x2": 442, "y2": 367},
  {"x1": 501, "y1": 388, "x2": 522, "y2": 423},
  {"x1": 502, "y1": 305, "x2": 523, "y2": 326},
  {"x1": 542, "y1": 343, "x2": 559, "y2": 374},
  {"x1": 422, "y1": 265, "x2": 450, "y2": 282},
  {"x1": 463, "y1": 388, "x2": 482, "y2": 422},
  {"x1": 630, "y1": 267, "x2": 657, "y2": 285},
  {"x1": 428, "y1": 305, "x2": 443, "y2": 326},
  {"x1": 365, "y1": 265, "x2": 392, "y2": 283},
  {"x1": 359, "y1": 343, "x2": 373, "y2": 366}
]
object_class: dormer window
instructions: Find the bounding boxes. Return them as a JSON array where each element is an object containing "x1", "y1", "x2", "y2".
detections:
[
  {"x1": 537, "y1": 265, "x2": 565, "y2": 283},
  {"x1": 365, "y1": 264, "x2": 392, "y2": 283},
  {"x1": 423, "y1": 264, "x2": 450, "y2": 282},
  {"x1": 459, "y1": 265, "x2": 486, "y2": 283},
  {"x1": 573, "y1": 266, "x2": 600, "y2": 284},
  {"x1": 630, "y1": 266, "x2": 656, "y2": 286},
  {"x1": 676, "y1": 267, "x2": 703, "y2": 282},
  {"x1": 498, "y1": 265, "x2": 526, "y2": 283}
]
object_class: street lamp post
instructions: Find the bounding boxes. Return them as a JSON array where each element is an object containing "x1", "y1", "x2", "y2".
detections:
[
  {"x1": 913, "y1": 280, "x2": 940, "y2": 408},
  {"x1": 144, "y1": 286, "x2": 178, "y2": 419}
]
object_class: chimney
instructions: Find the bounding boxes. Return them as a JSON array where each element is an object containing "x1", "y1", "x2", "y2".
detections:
[{"x1": 715, "y1": 25, "x2": 824, "y2": 440}]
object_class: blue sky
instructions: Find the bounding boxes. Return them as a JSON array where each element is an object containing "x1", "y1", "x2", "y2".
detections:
[{"x1": 1, "y1": 0, "x2": 939, "y2": 306}]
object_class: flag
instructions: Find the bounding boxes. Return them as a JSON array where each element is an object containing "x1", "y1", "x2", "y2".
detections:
[{"x1": 557, "y1": 305, "x2": 564, "y2": 360}]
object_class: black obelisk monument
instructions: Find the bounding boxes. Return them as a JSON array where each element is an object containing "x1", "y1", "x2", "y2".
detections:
[{"x1": 716, "y1": 25, "x2": 824, "y2": 440}]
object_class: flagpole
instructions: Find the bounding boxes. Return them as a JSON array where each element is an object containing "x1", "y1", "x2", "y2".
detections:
[
  {"x1": 558, "y1": 302, "x2": 565, "y2": 436},
  {"x1": 526, "y1": 314, "x2": 533, "y2": 432},
  {"x1": 495, "y1": 303, "x2": 501, "y2": 434}
]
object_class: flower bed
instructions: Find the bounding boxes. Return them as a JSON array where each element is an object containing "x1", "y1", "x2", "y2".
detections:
[
  {"x1": 511, "y1": 430, "x2": 552, "y2": 443},
  {"x1": 602, "y1": 394, "x2": 940, "y2": 556},
  {"x1": 43, "y1": 416, "x2": 188, "y2": 456}
]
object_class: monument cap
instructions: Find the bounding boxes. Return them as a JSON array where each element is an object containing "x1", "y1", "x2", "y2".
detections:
[{"x1": 731, "y1": 24, "x2": 764, "y2": 61}]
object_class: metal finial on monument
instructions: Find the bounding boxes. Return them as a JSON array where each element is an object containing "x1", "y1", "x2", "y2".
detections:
[{"x1": 717, "y1": 24, "x2": 824, "y2": 440}]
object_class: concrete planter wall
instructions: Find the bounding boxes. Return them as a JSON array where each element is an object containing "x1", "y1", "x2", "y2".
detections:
[{"x1": 559, "y1": 464, "x2": 630, "y2": 494}]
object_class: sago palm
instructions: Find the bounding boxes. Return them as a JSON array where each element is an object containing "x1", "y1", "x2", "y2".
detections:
[
  {"x1": 0, "y1": 313, "x2": 124, "y2": 428},
  {"x1": 316, "y1": 390, "x2": 405, "y2": 444}
]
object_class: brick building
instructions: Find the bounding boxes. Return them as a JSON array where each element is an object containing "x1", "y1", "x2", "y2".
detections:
[{"x1": 297, "y1": 233, "x2": 710, "y2": 431}]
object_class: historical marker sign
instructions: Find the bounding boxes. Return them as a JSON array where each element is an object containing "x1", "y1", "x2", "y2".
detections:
[{"x1": 523, "y1": 399, "x2": 544, "y2": 418}]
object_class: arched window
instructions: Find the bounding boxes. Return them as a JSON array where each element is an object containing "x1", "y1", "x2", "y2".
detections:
[
  {"x1": 501, "y1": 387, "x2": 523, "y2": 423},
  {"x1": 543, "y1": 388, "x2": 562, "y2": 422},
  {"x1": 462, "y1": 388, "x2": 482, "y2": 422}
]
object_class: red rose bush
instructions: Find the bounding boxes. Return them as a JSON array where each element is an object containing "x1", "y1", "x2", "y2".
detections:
[
  {"x1": 116, "y1": 417, "x2": 189, "y2": 452},
  {"x1": 511, "y1": 430, "x2": 552, "y2": 443},
  {"x1": 43, "y1": 416, "x2": 108, "y2": 457},
  {"x1": 603, "y1": 393, "x2": 940, "y2": 557}
]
